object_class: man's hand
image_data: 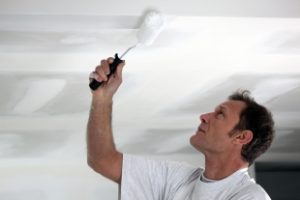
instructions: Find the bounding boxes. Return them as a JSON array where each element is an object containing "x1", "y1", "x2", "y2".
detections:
[{"x1": 89, "y1": 57, "x2": 125, "y2": 100}]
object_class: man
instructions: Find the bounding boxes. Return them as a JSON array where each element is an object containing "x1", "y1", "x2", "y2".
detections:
[{"x1": 87, "y1": 58, "x2": 274, "y2": 199}]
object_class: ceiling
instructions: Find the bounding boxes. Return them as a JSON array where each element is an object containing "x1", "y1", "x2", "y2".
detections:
[{"x1": 1, "y1": 0, "x2": 300, "y2": 199}]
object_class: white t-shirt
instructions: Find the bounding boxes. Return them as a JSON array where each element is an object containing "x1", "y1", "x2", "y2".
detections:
[{"x1": 120, "y1": 154, "x2": 271, "y2": 200}]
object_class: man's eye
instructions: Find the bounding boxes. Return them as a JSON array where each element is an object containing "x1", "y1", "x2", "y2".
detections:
[{"x1": 216, "y1": 111, "x2": 224, "y2": 118}]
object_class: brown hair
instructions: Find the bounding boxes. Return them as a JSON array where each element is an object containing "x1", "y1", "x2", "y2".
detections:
[{"x1": 229, "y1": 90, "x2": 275, "y2": 165}]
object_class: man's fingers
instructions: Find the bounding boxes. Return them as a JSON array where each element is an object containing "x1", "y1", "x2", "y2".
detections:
[
  {"x1": 89, "y1": 57, "x2": 125, "y2": 84},
  {"x1": 89, "y1": 71, "x2": 100, "y2": 82},
  {"x1": 107, "y1": 57, "x2": 114, "y2": 64},
  {"x1": 115, "y1": 61, "x2": 125, "y2": 79},
  {"x1": 96, "y1": 61, "x2": 108, "y2": 81},
  {"x1": 102, "y1": 58, "x2": 113, "y2": 75}
]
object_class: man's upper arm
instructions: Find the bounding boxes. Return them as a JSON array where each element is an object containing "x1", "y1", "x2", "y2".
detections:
[{"x1": 88, "y1": 152, "x2": 123, "y2": 184}]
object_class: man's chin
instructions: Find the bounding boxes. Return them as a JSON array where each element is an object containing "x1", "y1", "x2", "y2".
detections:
[
  {"x1": 190, "y1": 135, "x2": 204, "y2": 152},
  {"x1": 189, "y1": 135, "x2": 198, "y2": 148}
]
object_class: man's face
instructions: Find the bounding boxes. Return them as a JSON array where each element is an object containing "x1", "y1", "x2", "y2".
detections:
[{"x1": 190, "y1": 100, "x2": 246, "y2": 154}]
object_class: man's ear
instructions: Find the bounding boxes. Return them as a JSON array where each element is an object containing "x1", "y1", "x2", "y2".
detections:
[{"x1": 234, "y1": 130, "x2": 253, "y2": 145}]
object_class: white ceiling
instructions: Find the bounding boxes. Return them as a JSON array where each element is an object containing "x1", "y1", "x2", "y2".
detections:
[{"x1": 1, "y1": 0, "x2": 300, "y2": 199}]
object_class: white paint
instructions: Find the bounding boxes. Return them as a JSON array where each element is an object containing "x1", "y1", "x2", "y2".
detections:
[
  {"x1": 156, "y1": 132, "x2": 192, "y2": 154},
  {"x1": 0, "y1": 133, "x2": 21, "y2": 156},
  {"x1": 12, "y1": 79, "x2": 66, "y2": 114},
  {"x1": 1, "y1": 0, "x2": 300, "y2": 17},
  {"x1": 60, "y1": 35, "x2": 97, "y2": 45},
  {"x1": 252, "y1": 78, "x2": 300, "y2": 103}
]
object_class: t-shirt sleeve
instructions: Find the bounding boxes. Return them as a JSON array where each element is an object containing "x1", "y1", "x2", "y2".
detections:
[
  {"x1": 120, "y1": 154, "x2": 200, "y2": 200},
  {"x1": 230, "y1": 184, "x2": 271, "y2": 200}
]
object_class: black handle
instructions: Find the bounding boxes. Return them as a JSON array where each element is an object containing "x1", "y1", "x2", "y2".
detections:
[{"x1": 89, "y1": 54, "x2": 124, "y2": 90}]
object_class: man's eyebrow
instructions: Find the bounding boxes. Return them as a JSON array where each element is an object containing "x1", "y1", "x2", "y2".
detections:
[
  {"x1": 215, "y1": 105, "x2": 228, "y2": 114},
  {"x1": 219, "y1": 105, "x2": 228, "y2": 111}
]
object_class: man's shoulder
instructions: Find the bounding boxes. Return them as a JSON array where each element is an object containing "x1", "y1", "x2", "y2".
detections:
[
  {"x1": 123, "y1": 154, "x2": 203, "y2": 178},
  {"x1": 232, "y1": 181, "x2": 271, "y2": 200},
  {"x1": 124, "y1": 154, "x2": 202, "y2": 169}
]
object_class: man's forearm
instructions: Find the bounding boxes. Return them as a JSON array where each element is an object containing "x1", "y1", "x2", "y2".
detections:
[{"x1": 87, "y1": 96, "x2": 117, "y2": 164}]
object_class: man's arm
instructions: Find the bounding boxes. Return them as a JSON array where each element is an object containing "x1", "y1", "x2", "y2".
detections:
[{"x1": 87, "y1": 58, "x2": 125, "y2": 183}]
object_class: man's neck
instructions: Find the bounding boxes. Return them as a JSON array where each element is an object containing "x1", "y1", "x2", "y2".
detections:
[{"x1": 203, "y1": 154, "x2": 248, "y2": 180}]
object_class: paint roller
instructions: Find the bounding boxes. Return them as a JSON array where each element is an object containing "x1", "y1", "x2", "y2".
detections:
[{"x1": 89, "y1": 11, "x2": 166, "y2": 90}]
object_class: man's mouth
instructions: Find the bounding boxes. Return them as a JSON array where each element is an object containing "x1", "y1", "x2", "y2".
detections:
[{"x1": 197, "y1": 126, "x2": 206, "y2": 133}]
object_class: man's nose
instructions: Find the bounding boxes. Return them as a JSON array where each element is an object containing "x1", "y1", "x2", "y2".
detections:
[{"x1": 200, "y1": 112, "x2": 211, "y2": 123}]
